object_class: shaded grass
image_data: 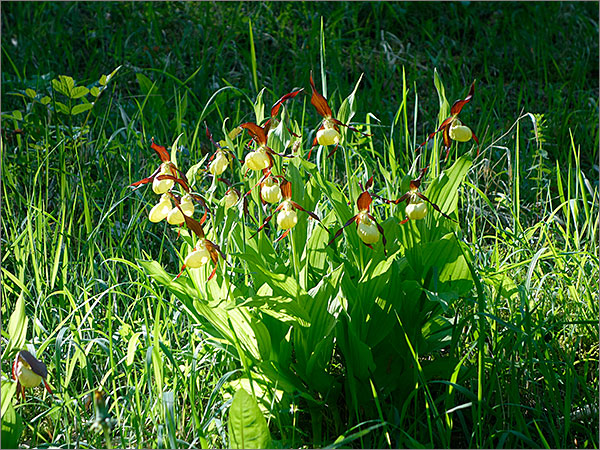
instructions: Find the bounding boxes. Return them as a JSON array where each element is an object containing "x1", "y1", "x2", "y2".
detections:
[
  {"x1": 1, "y1": 2, "x2": 598, "y2": 448},
  {"x1": 2, "y1": 2, "x2": 598, "y2": 168}
]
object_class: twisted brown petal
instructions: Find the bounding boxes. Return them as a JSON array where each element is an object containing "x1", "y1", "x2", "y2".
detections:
[
  {"x1": 309, "y1": 72, "x2": 333, "y2": 118},
  {"x1": 151, "y1": 138, "x2": 171, "y2": 162},
  {"x1": 450, "y1": 80, "x2": 476, "y2": 116}
]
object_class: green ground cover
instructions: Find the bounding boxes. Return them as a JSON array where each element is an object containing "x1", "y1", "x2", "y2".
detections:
[{"x1": 1, "y1": 2, "x2": 598, "y2": 448}]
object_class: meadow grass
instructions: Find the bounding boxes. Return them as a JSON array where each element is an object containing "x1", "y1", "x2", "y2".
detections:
[{"x1": 1, "y1": 2, "x2": 598, "y2": 448}]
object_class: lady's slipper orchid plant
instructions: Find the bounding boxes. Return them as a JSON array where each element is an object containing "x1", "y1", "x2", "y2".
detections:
[
  {"x1": 260, "y1": 173, "x2": 283, "y2": 204},
  {"x1": 149, "y1": 193, "x2": 173, "y2": 223},
  {"x1": 242, "y1": 168, "x2": 284, "y2": 206},
  {"x1": 167, "y1": 193, "x2": 195, "y2": 225},
  {"x1": 377, "y1": 167, "x2": 457, "y2": 224},
  {"x1": 174, "y1": 201, "x2": 226, "y2": 281},
  {"x1": 12, "y1": 350, "x2": 52, "y2": 400},
  {"x1": 309, "y1": 72, "x2": 371, "y2": 158},
  {"x1": 417, "y1": 81, "x2": 480, "y2": 160},
  {"x1": 240, "y1": 122, "x2": 275, "y2": 171},
  {"x1": 205, "y1": 124, "x2": 236, "y2": 177},
  {"x1": 263, "y1": 89, "x2": 304, "y2": 137},
  {"x1": 130, "y1": 138, "x2": 188, "y2": 193},
  {"x1": 238, "y1": 89, "x2": 304, "y2": 171},
  {"x1": 223, "y1": 188, "x2": 240, "y2": 210},
  {"x1": 252, "y1": 179, "x2": 325, "y2": 243},
  {"x1": 239, "y1": 121, "x2": 299, "y2": 171},
  {"x1": 328, "y1": 177, "x2": 387, "y2": 254}
]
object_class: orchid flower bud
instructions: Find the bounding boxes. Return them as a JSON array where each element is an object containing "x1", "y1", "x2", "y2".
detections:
[
  {"x1": 449, "y1": 119, "x2": 473, "y2": 142},
  {"x1": 209, "y1": 151, "x2": 229, "y2": 176},
  {"x1": 223, "y1": 190, "x2": 239, "y2": 209},
  {"x1": 152, "y1": 164, "x2": 176, "y2": 194},
  {"x1": 149, "y1": 194, "x2": 173, "y2": 223},
  {"x1": 357, "y1": 214, "x2": 379, "y2": 244},
  {"x1": 405, "y1": 202, "x2": 428, "y2": 220},
  {"x1": 167, "y1": 195, "x2": 195, "y2": 225},
  {"x1": 12, "y1": 350, "x2": 52, "y2": 400},
  {"x1": 245, "y1": 149, "x2": 270, "y2": 171},
  {"x1": 184, "y1": 244, "x2": 211, "y2": 268},
  {"x1": 261, "y1": 179, "x2": 282, "y2": 204},
  {"x1": 277, "y1": 202, "x2": 298, "y2": 230},
  {"x1": 14, "y1": 358, "x2": 43, "y2": 388},
  {"x1": 317, "y1": 126, "x2": 340, "y2": 146}
]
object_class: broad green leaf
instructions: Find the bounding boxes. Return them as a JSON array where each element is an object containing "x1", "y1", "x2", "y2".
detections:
[
  {"x1": 25, "y1": 88, "x2": 36, "y2": 99},
  {"x1": 247, "y1": 263, "x2": 307, "y2": 300},
  {"x1": 1, "y1": 401, "x2": 22, "y2": 449},
  {"x1": 127, "y1": 332, "x2": 142, "y2": 366},
  {"x1": 337, "y1": 72, "x2": 364, "y2": 126},
  {"x1": 70, "y1": 86, "x2": 89, "y2": 99},
  {"x1": 228, "y1": 388, "x2": 271, "y2": 449},
  {"x1": 99, "y1": 74, "x2": 107, "y2": 86},
  {"x1": 170, "y1": 133, "x2": 184, "y2": 169},
  {"x1": 235, "y1": 296, "x2": 311, "y2": 327},
  {"x1": 185, "y1": 154, "x2": 209, "y2": 188},
  {"x1": 8, "y1": 294, "x2": 28, "y2": 353},
  {"x1": 433, "y1": 68, "x2": 450, "y2": 124},
  {"x1": 52, "y1": 76, "x2": 74, "y2": 96},
  {"x1": 421, "y1": 232, "x2": 473, "y2": 295},
  {"x1": 224, "y1": 375, "x2": 284, "y2": 415},
  {"x1": 253, "y1": 87, "x2": 266, "y2": 125},
  {"x1": 54, "y1": 101, "x2": 70, "y2": 115},
  {"x1": 12, "y1": 110, "x2": 22, "y2": 121},
  {"x1": 340, "y1": 319, "x2": 375, "y2": 381},
  {"x1": 266, "y1": 114, "x2": 287, "y2": 155},
  {"x1": 40, "y1": 96, "x2": 51, "y2": 105},
  {"x1": 136, "y1": 73, "x2": 155, "y2": 96},
  {"x1": 105, "y1": 65, "x2": 122, "y2": 84},
  {"x1": 1, "y1": 382, "x2": 17, "y2": 418},
  {"x1": 424, "y1": 155, "x2": 472, "y2": 217},
  {"x1": 71, "y1": 103, "x2": 93, "y2": 116},
  {"x1": 138, "y1": 259, "x2": 262, "y2": 360}
]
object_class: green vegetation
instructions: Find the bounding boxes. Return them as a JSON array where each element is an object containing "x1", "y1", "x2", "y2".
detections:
[{"x1": 2, "y1": 2, "x2": 598, "y2": 449}]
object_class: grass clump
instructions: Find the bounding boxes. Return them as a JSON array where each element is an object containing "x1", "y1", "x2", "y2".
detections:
[{"x1": 1, "y1": 2, "x2": 598, "y2": 448}]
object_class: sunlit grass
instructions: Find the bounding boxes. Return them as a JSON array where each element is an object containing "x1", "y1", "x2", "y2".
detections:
[{"x1": 1, "y1": 2, "x2": 598, "y2": 448}]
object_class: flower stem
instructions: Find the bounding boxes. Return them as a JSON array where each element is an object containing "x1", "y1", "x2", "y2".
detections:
[{"x1": 290, "y1": 229, "x2": 300, "y2": 279}]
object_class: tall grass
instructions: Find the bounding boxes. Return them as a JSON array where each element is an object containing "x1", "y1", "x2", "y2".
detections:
[{"x1": 1, "y1": 2, "x2": 598, "y2": 448}]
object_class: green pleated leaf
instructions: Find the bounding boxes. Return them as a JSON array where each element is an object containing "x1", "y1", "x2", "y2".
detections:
[
  {"x1": 424, "y1": 154, "x2": 472, "y2": 217},
  {"x1": 8, "y1": 294, "x2": 28, "y2": 353},
  {"x1": 1, "y1": 382, "x2": 17, "y2": 419},
  {"x1": 54, "y1": 101, "x2": 70, "y2": 115},
  {"x1": 337, "y1": 72, "x2": 364, "y2": 126},
  {"x1": 228, "y1": 388, "x2": 271, "y2": 449},
  {"x1": 71, "y1": 103, "x2": 93, "y2": 116},
  {"x1": 70, "y1": 86, "x2": 89, "y2": 99},
  {"x1": 126, "y1": 332, "x2": 143, "y2": 366}
]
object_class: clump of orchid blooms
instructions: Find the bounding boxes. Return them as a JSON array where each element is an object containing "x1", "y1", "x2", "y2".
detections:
[{"x1": 129, "y1": 74, "x2": 476, "y2": 281}]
